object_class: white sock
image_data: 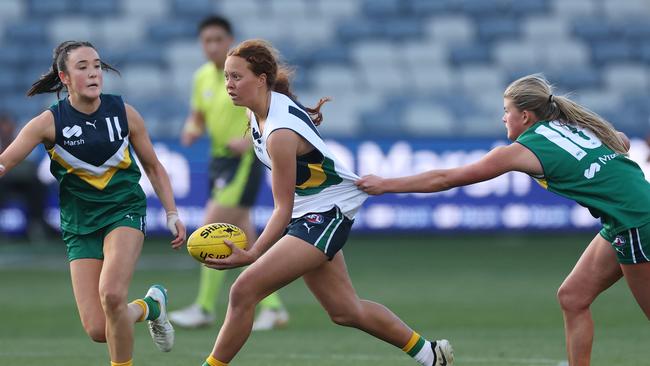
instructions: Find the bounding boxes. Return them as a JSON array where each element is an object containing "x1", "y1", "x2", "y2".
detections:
[{"x1": 413, "y1": 340, "x2": 434, "y2": 365}]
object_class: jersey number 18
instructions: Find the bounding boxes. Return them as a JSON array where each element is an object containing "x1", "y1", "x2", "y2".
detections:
[{"x1": 534, "y1": 122, "x2": 602, "y2": 161}]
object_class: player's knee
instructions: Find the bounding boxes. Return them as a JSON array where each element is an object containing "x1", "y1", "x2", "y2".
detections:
[
  {"x1": 557, "y1": 283, "x2": 591, "y2": 312},
  {"x1": 229, "y1": 277, "x2": 259, "y2": 309},
  {"x1": 99, "y1": 288, "x2": 127, "y2": 314}
]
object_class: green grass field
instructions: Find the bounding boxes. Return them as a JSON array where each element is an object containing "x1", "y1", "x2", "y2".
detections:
[{"x1": 0, "y1": 233, "x2": 647, "y2": 366}]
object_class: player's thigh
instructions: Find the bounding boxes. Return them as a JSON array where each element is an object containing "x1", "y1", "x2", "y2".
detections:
[
  {"x1": 100, "y1": 226, "x2": 144, "y2": 295},
  {"x1": 303, "y1": 252, "x2": 361, "y2": 316},
  {"x1": 69, "y1": 258, "x2": 105, "y2": 328},
  {"x1": 617, "y1": 223, "x2": 650, "y2": 318},
  {"x1": 621, "y1": 262, "x2": 650, "y2": 319},
  {"x1": 234, "y1": 235, "x2": 327, "y2": 301},
  {"x1": 560, "y1": 233, "x2": 622, "y2": 301}
]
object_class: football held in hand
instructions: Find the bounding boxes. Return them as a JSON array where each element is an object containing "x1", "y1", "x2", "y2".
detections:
[{"x1": 187, "y1": 223, "x2": 248, "y2": 263}]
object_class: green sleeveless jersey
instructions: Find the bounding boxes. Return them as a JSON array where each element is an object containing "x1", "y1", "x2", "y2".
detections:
[
  {"x1": 516, "y1": 120, "x2": 650, "y2": 234},
  {"x1": 191, "y1": 62, "x2": 249, "y2": 158},
  {"x1": 48, "y1": 94, "x2": 146, "y2": 235}
]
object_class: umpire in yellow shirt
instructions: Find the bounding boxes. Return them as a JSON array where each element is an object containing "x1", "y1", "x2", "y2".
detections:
[{"x1": 171, "y1": 15, "x2": 289, "y2": 330}]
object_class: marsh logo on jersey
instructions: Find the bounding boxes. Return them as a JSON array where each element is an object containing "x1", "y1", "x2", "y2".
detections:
[
  {"x1": 62, "y1": 125, "x2": 82, "y2": 138},
  {"x1": 583, "y1": 162, "x2": 601, "y2": 179},
  {"x1": 305, "y1": 213, "x2": 324, "y2": 224},
  {"x1": 62, "y1": 125, "x2": 85, "y2": 146}
]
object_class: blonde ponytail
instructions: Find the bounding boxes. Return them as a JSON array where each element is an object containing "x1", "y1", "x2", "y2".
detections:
[{"x1": 504, "y1": 74, "x2": 627, "y2": 154}]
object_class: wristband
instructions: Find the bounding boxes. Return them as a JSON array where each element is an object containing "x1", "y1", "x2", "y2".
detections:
[{"x1": 166, "y1": 211, "x2": 179, "y2": 236}]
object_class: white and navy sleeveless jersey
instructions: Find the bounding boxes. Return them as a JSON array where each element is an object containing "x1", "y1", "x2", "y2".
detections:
[{"x1": 250, "y1": 92, "x2": 367, "y2": 219}]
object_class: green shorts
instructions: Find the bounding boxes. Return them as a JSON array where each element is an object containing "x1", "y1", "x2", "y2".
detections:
[
  {"x1": 285, "y1": 206, "x2": 354, "y2": 260},
  {"x1": 63, "y1": 213, "x2": 146, "y2": 262},
  {"x1": 600, "y1": 222, "x2": 650, "y2": 264}
]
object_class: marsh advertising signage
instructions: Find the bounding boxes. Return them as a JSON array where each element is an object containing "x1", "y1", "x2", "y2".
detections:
[{"x1": 2, "y1": 138, "x2": 649, "y2": 235}]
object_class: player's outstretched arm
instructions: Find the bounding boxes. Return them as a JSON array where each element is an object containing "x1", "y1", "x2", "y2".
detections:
[
  {"x1": 126, "y1": 103, "x2": 186, "y2": 247},
  {"x1": 356, "y1": 143, "x2": 541, "y2": 195},
  {"x1": 0, "y1": 111, "x2": 54, "y2": 178}
]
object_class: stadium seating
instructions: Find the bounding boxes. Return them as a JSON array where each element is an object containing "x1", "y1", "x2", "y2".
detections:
[{"x1": 0, "y1": 0, "x2": 648, "y2": 137}]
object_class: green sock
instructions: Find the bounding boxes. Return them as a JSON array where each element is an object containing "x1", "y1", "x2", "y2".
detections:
[
  {"x1": 143, "y1": 296, "x2": 160, "y2": 321},
  {"x1": 196, "y1": 265, "x2": 226, "y2": 314}
]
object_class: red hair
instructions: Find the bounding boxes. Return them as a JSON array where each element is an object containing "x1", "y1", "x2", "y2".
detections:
[{"x1": 229, "y1": 39, "x2": 330, "y2": 125}]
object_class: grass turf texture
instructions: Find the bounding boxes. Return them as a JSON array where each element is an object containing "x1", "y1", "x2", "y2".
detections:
[{"x1": 0, "y1": 233, "x2": 647, "y2": 366}]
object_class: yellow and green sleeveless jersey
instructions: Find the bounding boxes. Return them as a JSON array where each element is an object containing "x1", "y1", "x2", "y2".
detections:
[
  {"x1": 516, "y1": 120, "x2": 650, "y2": 234},
  {"x1": 191, "y1": 62, "x2": 249, "y2": 157},
  {"x1": 48, "y1": 94, "x2": 146, "y2": 235}
]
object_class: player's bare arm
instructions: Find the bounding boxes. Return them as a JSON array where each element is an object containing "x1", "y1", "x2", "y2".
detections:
[
  {"x1": 126, "y1": 103, "x2": 186, "y2": 247},
  {"x1": 0, "y1": 111, "x2": 54, "y2": 177},
  {"x1": 357, "y1": 143, "x2": 542, "y2": 195},
  {"x1": 204, "y1": 129, "x2": 298, "y2": 270}
]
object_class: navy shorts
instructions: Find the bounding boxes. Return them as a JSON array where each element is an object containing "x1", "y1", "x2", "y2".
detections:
[{"x1": 285, "y1": 206, "x2": 354, "y2": 259}]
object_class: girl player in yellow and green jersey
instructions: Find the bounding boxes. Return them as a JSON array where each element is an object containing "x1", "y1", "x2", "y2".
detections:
[
  {"x1": 357, "y1": 74, "x2": 650, "y2": 366},
  {"x1": 172, "y1": 15, "x2": 288, "y2": 330},
  {"x1": 0, "y1": 41, "x2": 186, "y2": 366}
]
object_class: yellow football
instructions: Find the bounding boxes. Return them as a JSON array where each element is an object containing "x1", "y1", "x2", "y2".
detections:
[{"x1": 187, "y1": 223, "x2": 247, "y2": 263}]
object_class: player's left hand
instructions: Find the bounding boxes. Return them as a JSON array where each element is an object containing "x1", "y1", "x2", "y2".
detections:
[
  {"x1": 166, "y1": 211, "x2": 186, "y2": 248},
  {"x1": 203, "y1": 239, "x2": 257, "y2": 270},
  {"x1": 355, "y1": 174, "x2": 386, "y2": 195}
]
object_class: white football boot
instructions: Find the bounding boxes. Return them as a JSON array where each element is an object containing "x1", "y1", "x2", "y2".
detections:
[
  {"x1": 145, "y1": 285, "x2": 174, "y2": 352},
  {"x1": 169, "y1": 303, "x2": 215, "y2": 328},
  {"x1": 251, "y1": 307, "x2": 290, "y2": 331},
  {"x1": 431, "y1": 339, "x2": 454, "y2": 366}
]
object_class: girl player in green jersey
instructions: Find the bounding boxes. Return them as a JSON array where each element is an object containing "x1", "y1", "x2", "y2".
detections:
[
  {"x1": 356, "y1": 74, "x2": 650, "y2": 366},
  {"x1": 0, "y1": 41, "x2": 186, "y2": 366}
]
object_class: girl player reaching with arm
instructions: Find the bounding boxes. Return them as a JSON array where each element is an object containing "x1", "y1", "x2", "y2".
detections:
[{"x1": 357, "y1": 74, "x2": 649, "y2": 366}]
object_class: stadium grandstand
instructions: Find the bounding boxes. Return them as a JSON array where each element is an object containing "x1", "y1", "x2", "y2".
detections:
[{"x1": 0, "y1": 0, "x2": 648, "y2": 139}]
